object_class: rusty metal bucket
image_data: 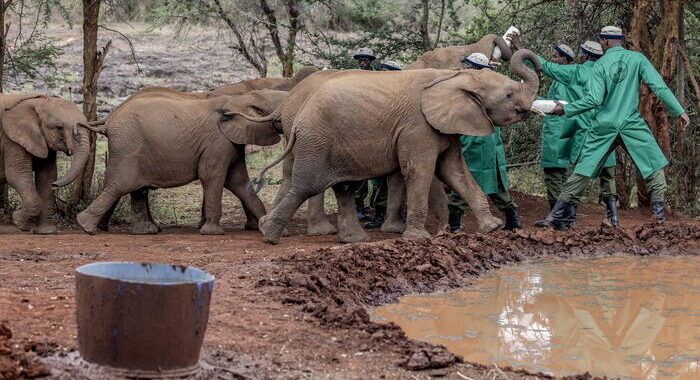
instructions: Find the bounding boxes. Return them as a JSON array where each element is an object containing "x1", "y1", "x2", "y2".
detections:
[{"x1": 75, "y1": 262, "x2": 215, "y2": 377}]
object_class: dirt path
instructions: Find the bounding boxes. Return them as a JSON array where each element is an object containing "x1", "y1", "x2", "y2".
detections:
[{"x1": 0, "y1": 193, "x2": 698, "y2": 379}]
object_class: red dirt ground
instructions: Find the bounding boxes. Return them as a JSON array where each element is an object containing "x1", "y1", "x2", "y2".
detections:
[{"x1": 1, "y1": 192, "x2": 698, "y2": 379}]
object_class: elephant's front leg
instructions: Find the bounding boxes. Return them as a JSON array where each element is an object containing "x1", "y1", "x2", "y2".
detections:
[
  {"x1": 198, "y1": 152, "x2": 228, "y2": 235},
  {"x1": 436, "y1": 138, "x2": 503, "y2": 233},
  {"x1": 129, "y1": 188, "x2": 160, "y2": 235},
  {"x1": 332, "y1": 183, "x2": 370, "y2": 243},
  {"x1": 306, "y1": 192, "x2": 338, "y2": 236},
  {"x1": 34, "y1": 152, "x2": 58, "y2": 234},
  {"x1": 225, "y1": 153, "x2": 266, "y2": 231},
  {"x1": 381, "y1": 172, "x2": 406, "y2": 233},
  {"x1": 4, "y1": 144, "x2": 42, "y2": 232},
  {"x1": 398, "y1": 141, "x2": 438, "y2": 239}
]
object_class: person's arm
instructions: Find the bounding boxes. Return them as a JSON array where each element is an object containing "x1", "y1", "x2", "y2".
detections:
[
  {"x1": 538, "y1": 56, "x2": 577, "y2": 85},
  {"x1": 639, "y1": 55, "x2": 686, "y2": 118},
  {"x1": 552, "y1": 63, "x2": 605, "y2": 116}
]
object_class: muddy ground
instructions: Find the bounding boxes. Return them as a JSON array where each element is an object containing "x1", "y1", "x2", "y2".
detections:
[{"x1": 1, "y1": 192, "x2": 698, "y2": 379}]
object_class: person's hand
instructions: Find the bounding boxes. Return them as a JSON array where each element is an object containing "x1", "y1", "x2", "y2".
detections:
[
  {"x1": 551, "y1": 101, "x2": 565, "y2": 116},
  {"x1": 507, "y1": 32, "x2": 523, "y2": 50},
  {"x1": 679, "y1": 112, "x2": 690, "y2": 133}
]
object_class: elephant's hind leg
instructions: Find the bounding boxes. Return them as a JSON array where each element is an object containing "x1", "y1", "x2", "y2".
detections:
[
  {"x1": 306, "y1": 192, "x2": 338, "y2": 236},
  {"x1": 129, "y1": 188, "x2": 160, "y2": 235},
  {"x1": 225, "y1": 154, "x2": 266, "y2": 231},
  {"x1": 332, "y1": 183, "x2": 370, "y2": 243},
  {"x1": 78, "y1": 186, "x2": 130, "y2": 235}
]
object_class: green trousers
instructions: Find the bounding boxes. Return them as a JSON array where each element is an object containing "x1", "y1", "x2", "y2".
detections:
[
  {"x1": 559, "y1": 139, "x2": 667, "y2": 203},
  {"x1": 369, "y1": 177, "x2": 388, "y2": 211},
  {"x1": 544, "y1": 166, "x2": 618, "y2": 203},
  {"x1": 448, "y1": 190, "x2": 516, "y2": 213}
]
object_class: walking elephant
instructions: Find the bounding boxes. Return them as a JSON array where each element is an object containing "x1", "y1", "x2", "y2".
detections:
[
  {"x1": 0, "y1": 94, "x2": 91, "y2": 234},
  {"x1": 76, "y1": 89, "x2": 287, "y2": 235},
  {"x1": 250, "y1": 50, "x2": 540, "y2": 244}
]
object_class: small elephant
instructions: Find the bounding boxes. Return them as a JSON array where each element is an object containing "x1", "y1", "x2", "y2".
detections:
[
  {"x1": 76, "y1": 89, "x2": 287, "y2": 235},
  {"x1": 254, "y1": 50, "x2": 540, "y2": 244},
  {"x1": 406, "y1": 34, "x2": 513, "y2": 69},
  {"x1": 208, "y1": 66, "x2": 319, "y2": 97},
  {"x1": 0, "y1": 94, "x2": 91, "y2": 234}
]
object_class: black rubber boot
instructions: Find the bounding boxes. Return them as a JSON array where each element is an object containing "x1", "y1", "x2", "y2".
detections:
[
  {"x1": 548, "y1": 200, "x2": 556, "y2": 211},
  {"x1": 502, "y1": 207, "x2": 522, "y2": 230},
  {"x1": 364, "y1": 208, "x2": 385, "y2": 229},
  {"x1": 448, "y1": 212, "x2": 463, "y2": 233},
  {"x1": 356, "y1": 202, "x2": 369, "y2": 221},
  {"x1": 604, "y1": 197, "x2": 619, "y2": 226},
  {"x1": 651, "y1": 201, "x2": 666, "y2": 225},
  {"x1": 534, "y1": 200, "x2": 557, "y2": 227},
  {"x1": 539, "y1": 199, "x2": 575, "y2": 231}
]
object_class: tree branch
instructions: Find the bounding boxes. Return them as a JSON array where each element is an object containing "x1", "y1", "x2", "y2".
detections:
[{"x1": 98, "y1": 24, "x2": 141, "y2": 73}]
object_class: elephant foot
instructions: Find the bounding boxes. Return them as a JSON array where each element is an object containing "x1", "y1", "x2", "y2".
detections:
[
  {"x1": 76, "y1": 211, "x2": 97, "y2": 235},
  {"x1": 33, "y1": 224, "x2": 57, "y2": 235},
  {"x1": 200, "y1": 222, "x2": 225, "y2": 235},
  {"x1": 244, "y1": 218, "x2": 259, "y2": 231},
  {"x1": 381, "y1": 220, "x2": 406, "y2": 234},
  {"x1": 477, "y1": 214, "x2": 504, "y2": 233},
  {"x1": 259, "y1": 215, "x2": 282, "y2": 245},
  {"x1": 97, "y1": 220, "x2": 110, "y2": 231},
  {"x1": 130, "y1": 220, "x2": 160, "y2": 235},
  {"x1": 402, "y1": 227, "x2": 431, "y2": 239},
  {"x1": 307, "y1": 219, "x2": 338, "y2": 236},
  {"x1": 338, "y1": 229, "x2": 371, "y2": 244},
  {"x1": 12, "y1": 210, "x2": 32, "y2": 232}
]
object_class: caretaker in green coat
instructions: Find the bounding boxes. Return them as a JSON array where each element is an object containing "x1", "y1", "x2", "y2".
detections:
[
  {"x1": 546, "y1": 26, "x2": 690, "y2": 230},
  {"x1": 448, "y1": 53, "x2": 521, "y2": 232},
  {"x1": 511, "y1": 33, "x2": 620, "y2": 226}
]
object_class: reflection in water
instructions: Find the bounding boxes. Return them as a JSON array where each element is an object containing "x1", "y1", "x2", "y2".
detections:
[{"x1": 371, "y1": 256, "x2": 700, "y2": 379}]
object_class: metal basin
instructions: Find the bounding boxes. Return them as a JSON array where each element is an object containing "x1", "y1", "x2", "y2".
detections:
[{"x1": 75, "y1": 262, "x2": 215, "y2": 377}]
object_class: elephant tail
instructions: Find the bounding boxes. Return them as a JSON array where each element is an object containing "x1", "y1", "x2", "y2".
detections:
[
  {"x1": 78, "y1": 119, "x2": 108, "y2": 135},
  {"x1": 248, "y1": 127, "x2": 296, "y2": 195}
]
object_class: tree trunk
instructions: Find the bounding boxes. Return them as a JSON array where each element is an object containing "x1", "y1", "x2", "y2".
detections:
[
  {"x1": 420, "y1": 0, "x2": 432, "y2": 51},
  {"x1": 0, "y1": 1, "x2": 8, "y2": 211},
  {"x1": 71, "y1": 0, "x2": 108, "y2": 205},
  {"x1": 283, "y1": 0, "x2": 300, "y2": 77}
]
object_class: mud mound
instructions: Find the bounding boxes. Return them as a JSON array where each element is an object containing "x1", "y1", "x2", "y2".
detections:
[
  {"x1": 271, "y1": 224, "x2": 699, "y2": 371},
  {"x1": 0, "y1": 322, "x2": 49, "y2": 379}
]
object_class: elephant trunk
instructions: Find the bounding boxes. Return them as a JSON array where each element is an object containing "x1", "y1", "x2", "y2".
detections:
[
  {"x1": 493, "y1": 36, "x2": 513, "y2": 61},
  {"x1": 510, "y1": 49, "x2": 541, "y2": 96},
  {"x1": 52, "y1": 126, "x2": 91, "y2": 189}
]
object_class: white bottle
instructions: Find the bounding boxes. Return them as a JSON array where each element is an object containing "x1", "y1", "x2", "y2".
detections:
[{"x1": 492, "y1": 26, "x2": 520, "y2": 60}]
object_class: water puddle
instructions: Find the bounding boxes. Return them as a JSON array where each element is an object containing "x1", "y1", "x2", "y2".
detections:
[{"x1": 372, "y1": 255, "x2": 700, "y2": 379}]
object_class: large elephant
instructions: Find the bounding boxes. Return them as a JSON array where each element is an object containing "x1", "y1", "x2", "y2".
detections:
[
  {"x1": 406, "y1": 34, "x2": 513, "y2": 69},
  {"x1": 254, "y1": 50, "x2": 540, "y2": 244},
  {"x1": 0, "y1": 94, "x2": 91, "y2": 234},
  {"x1": 76, "y1": 89, "x2": 286, "y2": 235}
]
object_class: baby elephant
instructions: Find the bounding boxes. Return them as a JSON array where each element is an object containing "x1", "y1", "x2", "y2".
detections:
[
  {"x1": 77, "y1": 89, "x2": 286, "y2": 235},
  {"x1": 0, "y1": 94, "x2": 91, "y2": 234}
]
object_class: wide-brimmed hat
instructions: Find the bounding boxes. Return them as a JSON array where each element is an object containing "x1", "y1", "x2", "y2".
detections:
[
  {"x1": 353, "y1": 47, "x2": 376, "y2": 60},
  {"x1": 462, "y1": 53, "x2": 494, "y2": 69},
  {"x1": 599, "y1": 26, "x2": 624, "y2": 39},
  {"x1": 580, "y1": 40, "x2": 603, "y2": 58},
  {"x1": 380, "y1": 61, "x2": 401, "y2": 70},
  {"x1": 554, "y1": 44, "x2": 575, "y2": 62}
]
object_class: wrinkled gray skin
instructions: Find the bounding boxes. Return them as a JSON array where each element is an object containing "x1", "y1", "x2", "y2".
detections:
[
  {"x1": 76, "y1": 89, "x2": 286, "y2": 235},
  {"x1": 254, "y1": 50, "x2": 540, "y2": 244},
  {"x1": 0, "y1": 95, "x2": 91, "y2": 234},
  {"x1": 406, "y1": 34, "x2": 513, "y2": 69}
]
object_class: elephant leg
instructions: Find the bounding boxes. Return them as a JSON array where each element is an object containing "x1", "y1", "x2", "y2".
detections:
[
  {"x1": 225, "y1": 153, "x2": 266, "y2": 231},
  {"x1": 332, "y1": 183, "x2": 370, "y2": 243},
  {"x1": 381, "y1": 172, "x2": 406, "y2": 234},
  {"x1": 4, "y1": 145, "x2": 41, "y2": 231},
  {"x1": 399, "y1": 153, "x2": 438, "y2": 240},
  {"x1": 129, "y1": 188, "x2": 160, "y2": 235},
  {"x1": 198, "y1": 155, "x2": 227, "y2": 236},
  {"x1": 426, "y1": 178, "x2": 449, "y2": 235},
  {"x1": 34, "y1": 153, "x2": 58, "y2": 235},
  {"x1": 306, "y1": 192, "x2": 338, "y2": 236},
  {"x1": 97, "y1": 202, "x2": 118, "y2": 231},
  {"x1": 272, "y1": 153, "x2": 294, "y2": 206},
  {"x1": 435, "y1": 139, "x2": 503, "y2": 233},
  {"x1": 259, "y1": 186, "x2": 312, "y2": 244},
  {"x1": 78, "y1": 185, "x2": 130, "y2": 235}
]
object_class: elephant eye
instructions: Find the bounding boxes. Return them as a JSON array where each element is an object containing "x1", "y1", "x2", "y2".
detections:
[
  {"x1": 506, "y1": 92, "x2": 513, "y2": 99},
  {"x1": 56, "y1": 125, "x2": 65, "y2": 130}
]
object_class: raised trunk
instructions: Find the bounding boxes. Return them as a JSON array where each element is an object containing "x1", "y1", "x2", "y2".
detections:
[
  {"x1": 509, "y1": 49, "x2": 540, "y2": 96},
  {"x1": 53, "y1": 128, "x2": 91, "y2": 188},
  {"x1": 492, "y1": 36, "x2": 513, "y2": 61}
]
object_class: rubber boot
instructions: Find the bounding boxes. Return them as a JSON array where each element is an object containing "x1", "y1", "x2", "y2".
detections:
[
  {"x1": 364, "y1": 208, "x2": 385, "y2": 229},
  {"x1": 502, "y1": 207, "x2": 522, "y2": 230},
  {"x1": 538, "y1": 199, "x2": 575, "y2": 231},
  {"x1": 534, "y1": 200, "x2": 557, "y2": 227},
  {"x1": 356, "y1": 200, "x2": 369, "y2": 221},
  {"x1": 651, "y1": 201, "x2": 666, "y2": 225},
  {"x1": 448, "y1": 211, "x2": 463, "y2": 233},
  {"x1": 604, "y1": 197, "x2": 619, "y2": 226}
]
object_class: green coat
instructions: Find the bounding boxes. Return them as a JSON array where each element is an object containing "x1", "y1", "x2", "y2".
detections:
[
  {"x1": 537, "y1": 57, "x2": 616, "y2": 169},
  {"x1": 564, "y1": 47, "x2": 685, "y2": 178},
  {"x1": 461, "y1": 127, "x2": 508, "y2": 195},
  {"x1": 539, "y1": 79, "x2": 577, "y2": 168}
]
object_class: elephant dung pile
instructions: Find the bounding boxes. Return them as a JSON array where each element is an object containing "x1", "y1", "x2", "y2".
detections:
[{"x1": 0, "y1": 322, "x2": 49, "y2": 379}]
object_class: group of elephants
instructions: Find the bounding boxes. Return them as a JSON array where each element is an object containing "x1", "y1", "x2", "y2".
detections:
[{"x1": 0, "y1": 34, "x2": 541, "y2": 244}]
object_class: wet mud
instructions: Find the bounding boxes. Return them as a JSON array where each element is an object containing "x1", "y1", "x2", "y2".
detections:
[{"x1": 272, "y1": 224, "x2": 699, "y2": 375}]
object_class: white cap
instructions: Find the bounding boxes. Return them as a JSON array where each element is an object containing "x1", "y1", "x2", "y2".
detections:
[
  {"x1": 554, "y1": 44, "x2": 575, "y2": 62},
  {"x1": 580, "y1": 40, "x2": 603, "y2": 57},
  {"x1": 462, "y1": 53, "x2": 493, "y2": 69},
  {"x1": 353, "y1": 47, "x2": 376, "y2": 60},
  {"x1": 380, "y1": 61, "x2": 401, "y2": 70},
  {"x1": 599, "y1": 26, "x2": 624, "y2": 39}
]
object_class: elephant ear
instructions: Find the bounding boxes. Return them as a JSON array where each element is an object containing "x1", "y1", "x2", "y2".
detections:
[
  {"x1": 421, "y1": 72, "x2": 494, "y2": 137},
  {"x1": 219, "y1": 106, "x2": 281, "y2": 146},
  {"x1": 1, "y1": 100, "x2": 48, "y2": 158}
]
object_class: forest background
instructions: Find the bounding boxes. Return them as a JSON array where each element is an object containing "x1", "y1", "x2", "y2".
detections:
[{"x1": 0, "y1": 0, "x2": 697, "y2": 226}]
